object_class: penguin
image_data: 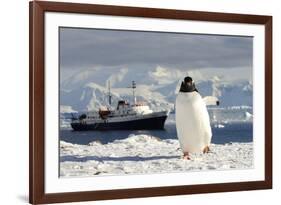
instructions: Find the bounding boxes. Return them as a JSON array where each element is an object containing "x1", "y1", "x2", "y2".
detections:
[{"x1": 175, "y1": 76, "x2": 217, "y2": 160}]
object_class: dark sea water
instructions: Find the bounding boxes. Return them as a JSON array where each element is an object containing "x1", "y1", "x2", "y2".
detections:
[{"x1": 60, "y1": 114, "x2": 253, "y2": 145}]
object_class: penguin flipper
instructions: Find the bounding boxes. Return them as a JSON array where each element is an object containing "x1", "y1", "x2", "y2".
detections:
[{"x1": 203, "y1": 96, "x2": 219, "y2": 106}]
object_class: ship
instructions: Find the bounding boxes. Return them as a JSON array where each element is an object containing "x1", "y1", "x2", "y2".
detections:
[{"x1": 70, "y1": 81, "x2": 170, "y2": 131}]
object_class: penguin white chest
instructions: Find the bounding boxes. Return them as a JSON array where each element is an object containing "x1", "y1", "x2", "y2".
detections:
[{"x1": 175, "y1": 92, "x2": 212, "y2": 153}]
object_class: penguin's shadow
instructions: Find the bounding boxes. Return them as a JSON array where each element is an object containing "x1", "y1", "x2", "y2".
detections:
[{"x1": 60, "y1": 155, "x2": 180, "y2": 162}]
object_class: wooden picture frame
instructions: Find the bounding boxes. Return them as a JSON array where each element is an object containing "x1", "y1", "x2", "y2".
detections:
[{"x1": 29, "y1": 1, "x2": 272, "y2": 204}]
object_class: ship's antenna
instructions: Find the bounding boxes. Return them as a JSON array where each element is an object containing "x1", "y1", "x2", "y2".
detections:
[
  {"x1": 132, "y1": 81, "x2": 136, "y2": 105},
  {"x1": 108, "y1": 80, "x2": 112, "y2": 105}
]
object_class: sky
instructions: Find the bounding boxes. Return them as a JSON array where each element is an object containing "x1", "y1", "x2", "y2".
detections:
[{"x1": 59, "y1": 27, "x2": 253, "y2": 87}]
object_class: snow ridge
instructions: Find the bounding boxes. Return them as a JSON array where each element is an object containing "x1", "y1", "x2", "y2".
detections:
[{"x1": 60, "y1": 134, "x2": 253, "y2": 177}]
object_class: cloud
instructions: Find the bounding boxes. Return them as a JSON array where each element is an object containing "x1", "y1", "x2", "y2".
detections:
[
  {"x1": 59, "y1": 28, "x2": 253, "y2": 72},
  {"x1": 106, "y1": 68, "x2": 128, "y2": 87},
  {"x1": 149, "y1": 66, "x2": 185, "y2": 85},
  {"x1": 148, "y1": 65, "x2": 252, "y2": 86}
]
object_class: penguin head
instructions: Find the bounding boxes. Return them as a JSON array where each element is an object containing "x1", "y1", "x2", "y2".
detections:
[
  {"x1": 184, "y1": 76, "x2": 193, "y2": 87},
  {"x1": 179, "y1": 76, "x2": 198, "y2": 92}
]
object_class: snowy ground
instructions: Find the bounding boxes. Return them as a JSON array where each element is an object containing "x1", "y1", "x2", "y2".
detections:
[{"x1": 60, "y1": 134, "x2": 253, "y2": 177}]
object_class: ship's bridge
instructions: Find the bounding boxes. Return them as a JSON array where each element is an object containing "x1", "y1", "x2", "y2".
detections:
[
  {"x1": 131, "y1": 104, "x2": 153, "y2": 115},
  {"x1": 116, "y1": 100, "x2": 153, "y2": 115}
]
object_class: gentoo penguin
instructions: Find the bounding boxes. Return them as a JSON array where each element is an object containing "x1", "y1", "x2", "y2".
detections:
[{"x1": 175, "y1": 76, "x2": 215, "y2": 160}]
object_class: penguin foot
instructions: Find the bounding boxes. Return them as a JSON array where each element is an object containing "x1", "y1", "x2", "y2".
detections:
[
  {"x1": 183, "y1": 152, "x2": 190, "y2": 160},
  {"x1": 203, "y1": 146, "x2": 210, "y2": 154}
]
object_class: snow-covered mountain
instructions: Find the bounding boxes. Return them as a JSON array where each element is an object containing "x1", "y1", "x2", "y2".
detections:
[
  {"x1": 60, "y1": 68, "x2": 253, "y2": 112},
  {"x1": 61, "y1": 82, "x2": 173, "y2": 112},
  {"x1": 196, "y1": 80, "x2": 253, "y2": 107},
  {"x1": 61, "y1": 82, "x2": 121, "y2": 111}
]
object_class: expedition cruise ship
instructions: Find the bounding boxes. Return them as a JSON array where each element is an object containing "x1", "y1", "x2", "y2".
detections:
[{"x1": 71, "y1": 81, "x2": 169, "y2": 131}]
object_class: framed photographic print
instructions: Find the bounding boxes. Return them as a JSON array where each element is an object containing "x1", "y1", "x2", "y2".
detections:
[{"x1": 29, "y1": 1, "x2": 272, "y2": 204}]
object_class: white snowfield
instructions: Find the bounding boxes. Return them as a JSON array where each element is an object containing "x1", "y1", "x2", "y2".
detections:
[{"x1": 60, "y1": 134, "x2": 253, "y2": 177}]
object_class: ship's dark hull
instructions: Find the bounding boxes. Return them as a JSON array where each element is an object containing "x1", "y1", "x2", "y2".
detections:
[{"x1": 71, "y1": 115, "x2": 167, "y2": 131}]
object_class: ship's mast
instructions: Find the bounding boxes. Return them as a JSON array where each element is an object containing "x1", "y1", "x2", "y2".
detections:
[
  {"x1": 108, "y1": 81, "x2": 112, "y2": 105},
  {"x1": 132, "y1": 81, "x2": 136, "y2": 105}
]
